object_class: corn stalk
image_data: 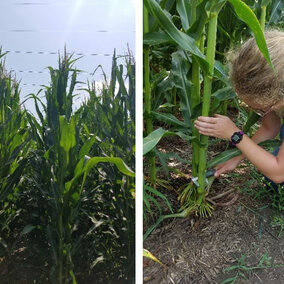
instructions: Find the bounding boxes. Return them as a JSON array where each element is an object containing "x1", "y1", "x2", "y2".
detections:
[
  {"x1": 196, "y1": 13, "x2": 219, "y2": 208},
  {"x1": 144, "y1": 4, "x2": 156, "y2": 184}
]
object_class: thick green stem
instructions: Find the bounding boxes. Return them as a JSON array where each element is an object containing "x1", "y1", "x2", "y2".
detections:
[
  {"x1": 144, "y1": 5, "x2": 156, "y2": 183},
  {"x1": 58, "y1": 211, "x2": 63, "y2": 284},
  {"x1": 191, "y1": 34, "x2": 205, "y2": 178},
  {"x1": 171, "y1": 88, "x2": 177, "y2": 112},
  {"x1": 191, "y1": 57, "x2": 200, "y2": 176},
  {"x1": 197, "y1": 14, "x2": 218, "y2": 203}
]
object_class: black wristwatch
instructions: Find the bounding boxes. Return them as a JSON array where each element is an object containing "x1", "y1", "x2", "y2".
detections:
[{"x1": 231, "y1": 131, "x2": 244, "y2": 146}]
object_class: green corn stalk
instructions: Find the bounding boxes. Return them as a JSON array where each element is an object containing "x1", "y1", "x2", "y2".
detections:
[
  {"x1": 196, "y1": 13, "x2": 219, "y2": 206},
  {"x1": 144, "y1": 4, "x2": 156, "y2": 184},
  {"x1": 191, "y1": 33, "x2": 205, "y2": 177},
  {"x1": 191, "y1": 57, "x2": 201, "y2": 177},
  {"x1": 260, "y1": 0, "x2": 272, "y2": 29}
]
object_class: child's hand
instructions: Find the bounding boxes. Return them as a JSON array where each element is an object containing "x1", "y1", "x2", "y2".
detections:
[
  {"x1": 194, "y1": 114, "x2": 240, "y2": 140},
  {"x1": 214, "y1": 155, "x2": 243, "y2": 177}
]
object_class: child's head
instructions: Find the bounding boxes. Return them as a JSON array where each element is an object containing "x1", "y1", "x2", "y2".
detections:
[{"x1": 228, "y1": 29, "x2": 284, "y2": 114}]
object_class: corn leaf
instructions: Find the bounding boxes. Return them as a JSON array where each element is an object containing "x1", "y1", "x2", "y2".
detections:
[
  {"x1": 78, "y1": 135, "x2": 97, "y2": 160},
  {"x1": 143, "y1": 128, "x2": 166, "y2": 155},
  {"x1": 268, "y1": 0, "x2": 284, "y2": 25},
  {"x1": 144, "y1": 0, "x2": 210, "y2": 74},
  {"x1": 152, "y1": 112, "x2": 187, "y2": 128},
  {"x1": 143, "y1": 31, "x2": 172, "y2": 45},
  {"x1": 144, "y1": 184, "x2": 173, "y2": 213},
  {"x1": 171, "y1": 51, "x2": 192, "y2": 127},
  {"x1": 59, "y1": 116, "x2": 76, "y2": 165},
  {"x1": 205, "y1": 0, "x2": 227, "y2": 14},
  {"x1": 143, "y1": 127, "x2": 194, "y2": 155},
  {"x1": 207, "y1": 139, "x2": 282, "y2": 168},
  {"x1": 228, "y1": 0, "x2": 273, "y2": 68},
  {"x1": 143, "y1": 249, "x2": 164, "y2": 266},
  {"x1": 66, "y1": 157, "x2": 134, "y2": 192},
  {"x1": 176, "y1": 0, "x2": 191, "y2": 31}
]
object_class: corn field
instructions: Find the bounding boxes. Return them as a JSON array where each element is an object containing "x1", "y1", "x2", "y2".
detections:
[
  {"x1": 143, "y1": 0, "x2": 284, "y2": 239},
  {"x1": 0, "y1": 49, "x2": 135, "y2": 283}
]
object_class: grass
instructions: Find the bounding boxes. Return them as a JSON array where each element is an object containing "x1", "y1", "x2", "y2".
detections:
[
  {"x1": 238, "y1": 162, "x2": 284, "y2": 212},
  {"x1": 271, "y1": 215, "x2": 284, "y2": 237},
  {"x1": 221, "y1": 252, "x2": 281, "y2": 284}
]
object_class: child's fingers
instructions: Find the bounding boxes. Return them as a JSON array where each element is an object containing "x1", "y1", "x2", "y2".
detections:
[
  {"x1": 214, "y1": 168, "x2": 227, "y2": 177},
  {"x1": 196, "y1": 116, "x2": 218, "y2": 124},
  {"x1": 214, "y1": 164, "x2": 230, "y2": 176}
]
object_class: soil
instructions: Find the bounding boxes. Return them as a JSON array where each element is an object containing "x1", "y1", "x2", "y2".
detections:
[{"x1": 143, "y1": 135, "x2": 284, "y2": 284}]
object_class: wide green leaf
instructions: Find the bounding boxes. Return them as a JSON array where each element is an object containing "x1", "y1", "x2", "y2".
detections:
[
  {"x1": 207, "y1": 139, "x2": 282, "y2": 168},
  {"x1": 59, "y1": 116, "x2": 76, "y2": 165},
  {"x1": 176, "y1": 0, "x2": 191, "y2": 31},
  {"x1": 143, "y1": 127, "x2": 194, "y2": 156},
  {"x1": 207, "y1": 147, "x2": 241, "y2": 168},
  {"x1": 188, "y1": 0, "x2": 208, "y2": 40},
  {"x1": 152, "y1": 111, "x2": 187, "y2": 128},
  {"x1": 65, "y1": 157, "x2": 135, "y2": 191},
  {"x1": 243, "y1": 111, "x2": 261, "y2": 133},
  {"x1": 171, "y1": 51, "x2": 192, "y2": 127},
  {"x1": 267, "y1": 0, "x2": 284, "y2": 25},
  {"x1": 143, "y1": 128, "x2": 167, "y2": 155},
  {"x1": 78, "y1": 135, "x2": 97, "y2": 160},
  {"x1": 144, "y1": 0, "x2": 210, "y2": 74},
  {"x1": 143, "y1": 31, "x2": 173, "y2": 45},
  {"x1": 205, "y1": 0, "x2": 227, "y2": 14},
  {"x1": 228, "y1": 0, "x2": 273, "y2": 68}
]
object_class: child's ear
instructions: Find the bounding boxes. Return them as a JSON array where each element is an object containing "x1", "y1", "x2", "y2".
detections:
[
  {"x1": 271, "y1": 100, "x2": 284, "y2": 111},
  {"x1": 271, "y1": 100, "x2": 284, "y2": 117}
]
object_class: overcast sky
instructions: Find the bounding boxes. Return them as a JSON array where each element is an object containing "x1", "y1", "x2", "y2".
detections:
[{"x1": 0, "y1": 0, "x2": 135, "y2": 113}]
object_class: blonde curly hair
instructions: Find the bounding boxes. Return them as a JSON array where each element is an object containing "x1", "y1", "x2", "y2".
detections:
[{"x1": 228, "y1": 29, "x2": 284, "y2": 107}]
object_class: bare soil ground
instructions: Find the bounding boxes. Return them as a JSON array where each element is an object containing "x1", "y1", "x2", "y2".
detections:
[{"x1": 143, "y1": 136, "x2": 284, "y2": 284}]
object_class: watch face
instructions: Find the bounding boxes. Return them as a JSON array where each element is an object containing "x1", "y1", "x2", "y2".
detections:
[
  {"x1": 231, "y1": 131, "x2": 244, "y2": 145},
  {"x1": 232, "y1": 133, "x2": 241, "y2": 143}
]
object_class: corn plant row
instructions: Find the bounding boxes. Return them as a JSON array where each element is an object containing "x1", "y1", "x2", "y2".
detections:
[{"x1": 0, "y1": 50, "x2": 135, "y2": 283}]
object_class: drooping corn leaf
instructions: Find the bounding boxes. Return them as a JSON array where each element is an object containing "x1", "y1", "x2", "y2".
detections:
[
  {"x1": 228, "y1": 0, "x2": 273, "y2": 68},
  {"x1": 207, "y1": 139, "x2": 282, "y2": 168}
]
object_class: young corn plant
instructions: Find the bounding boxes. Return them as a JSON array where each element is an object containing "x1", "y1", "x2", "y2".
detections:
[
  {"x1": 0, "y1": 51, "x2": 30, "y2": 254},
  {"x1": 76, "y1": 53, "x2": 135, "y2": 281},
  {"x1": 0, "y1": 51, "x2": 30, "y2": 202},
  {"x1": 27, "y1": 51, "x2": 134, "y2": 283},
  {"x1": 143, "y1": 0, "x2": 274, "y2": 220}
]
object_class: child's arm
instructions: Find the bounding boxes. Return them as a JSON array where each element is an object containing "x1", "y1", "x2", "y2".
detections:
[
  {"x1": 195, "y1": 112, "x2": 284, "y2": 182},
  {"x1": 213, "y1": 112, "x2": 281, "y2": 176}
]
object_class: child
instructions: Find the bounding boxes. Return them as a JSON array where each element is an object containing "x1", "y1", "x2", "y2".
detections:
[{"x1": 194, "y1": 30, "x2": 284, "y2": 184}]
